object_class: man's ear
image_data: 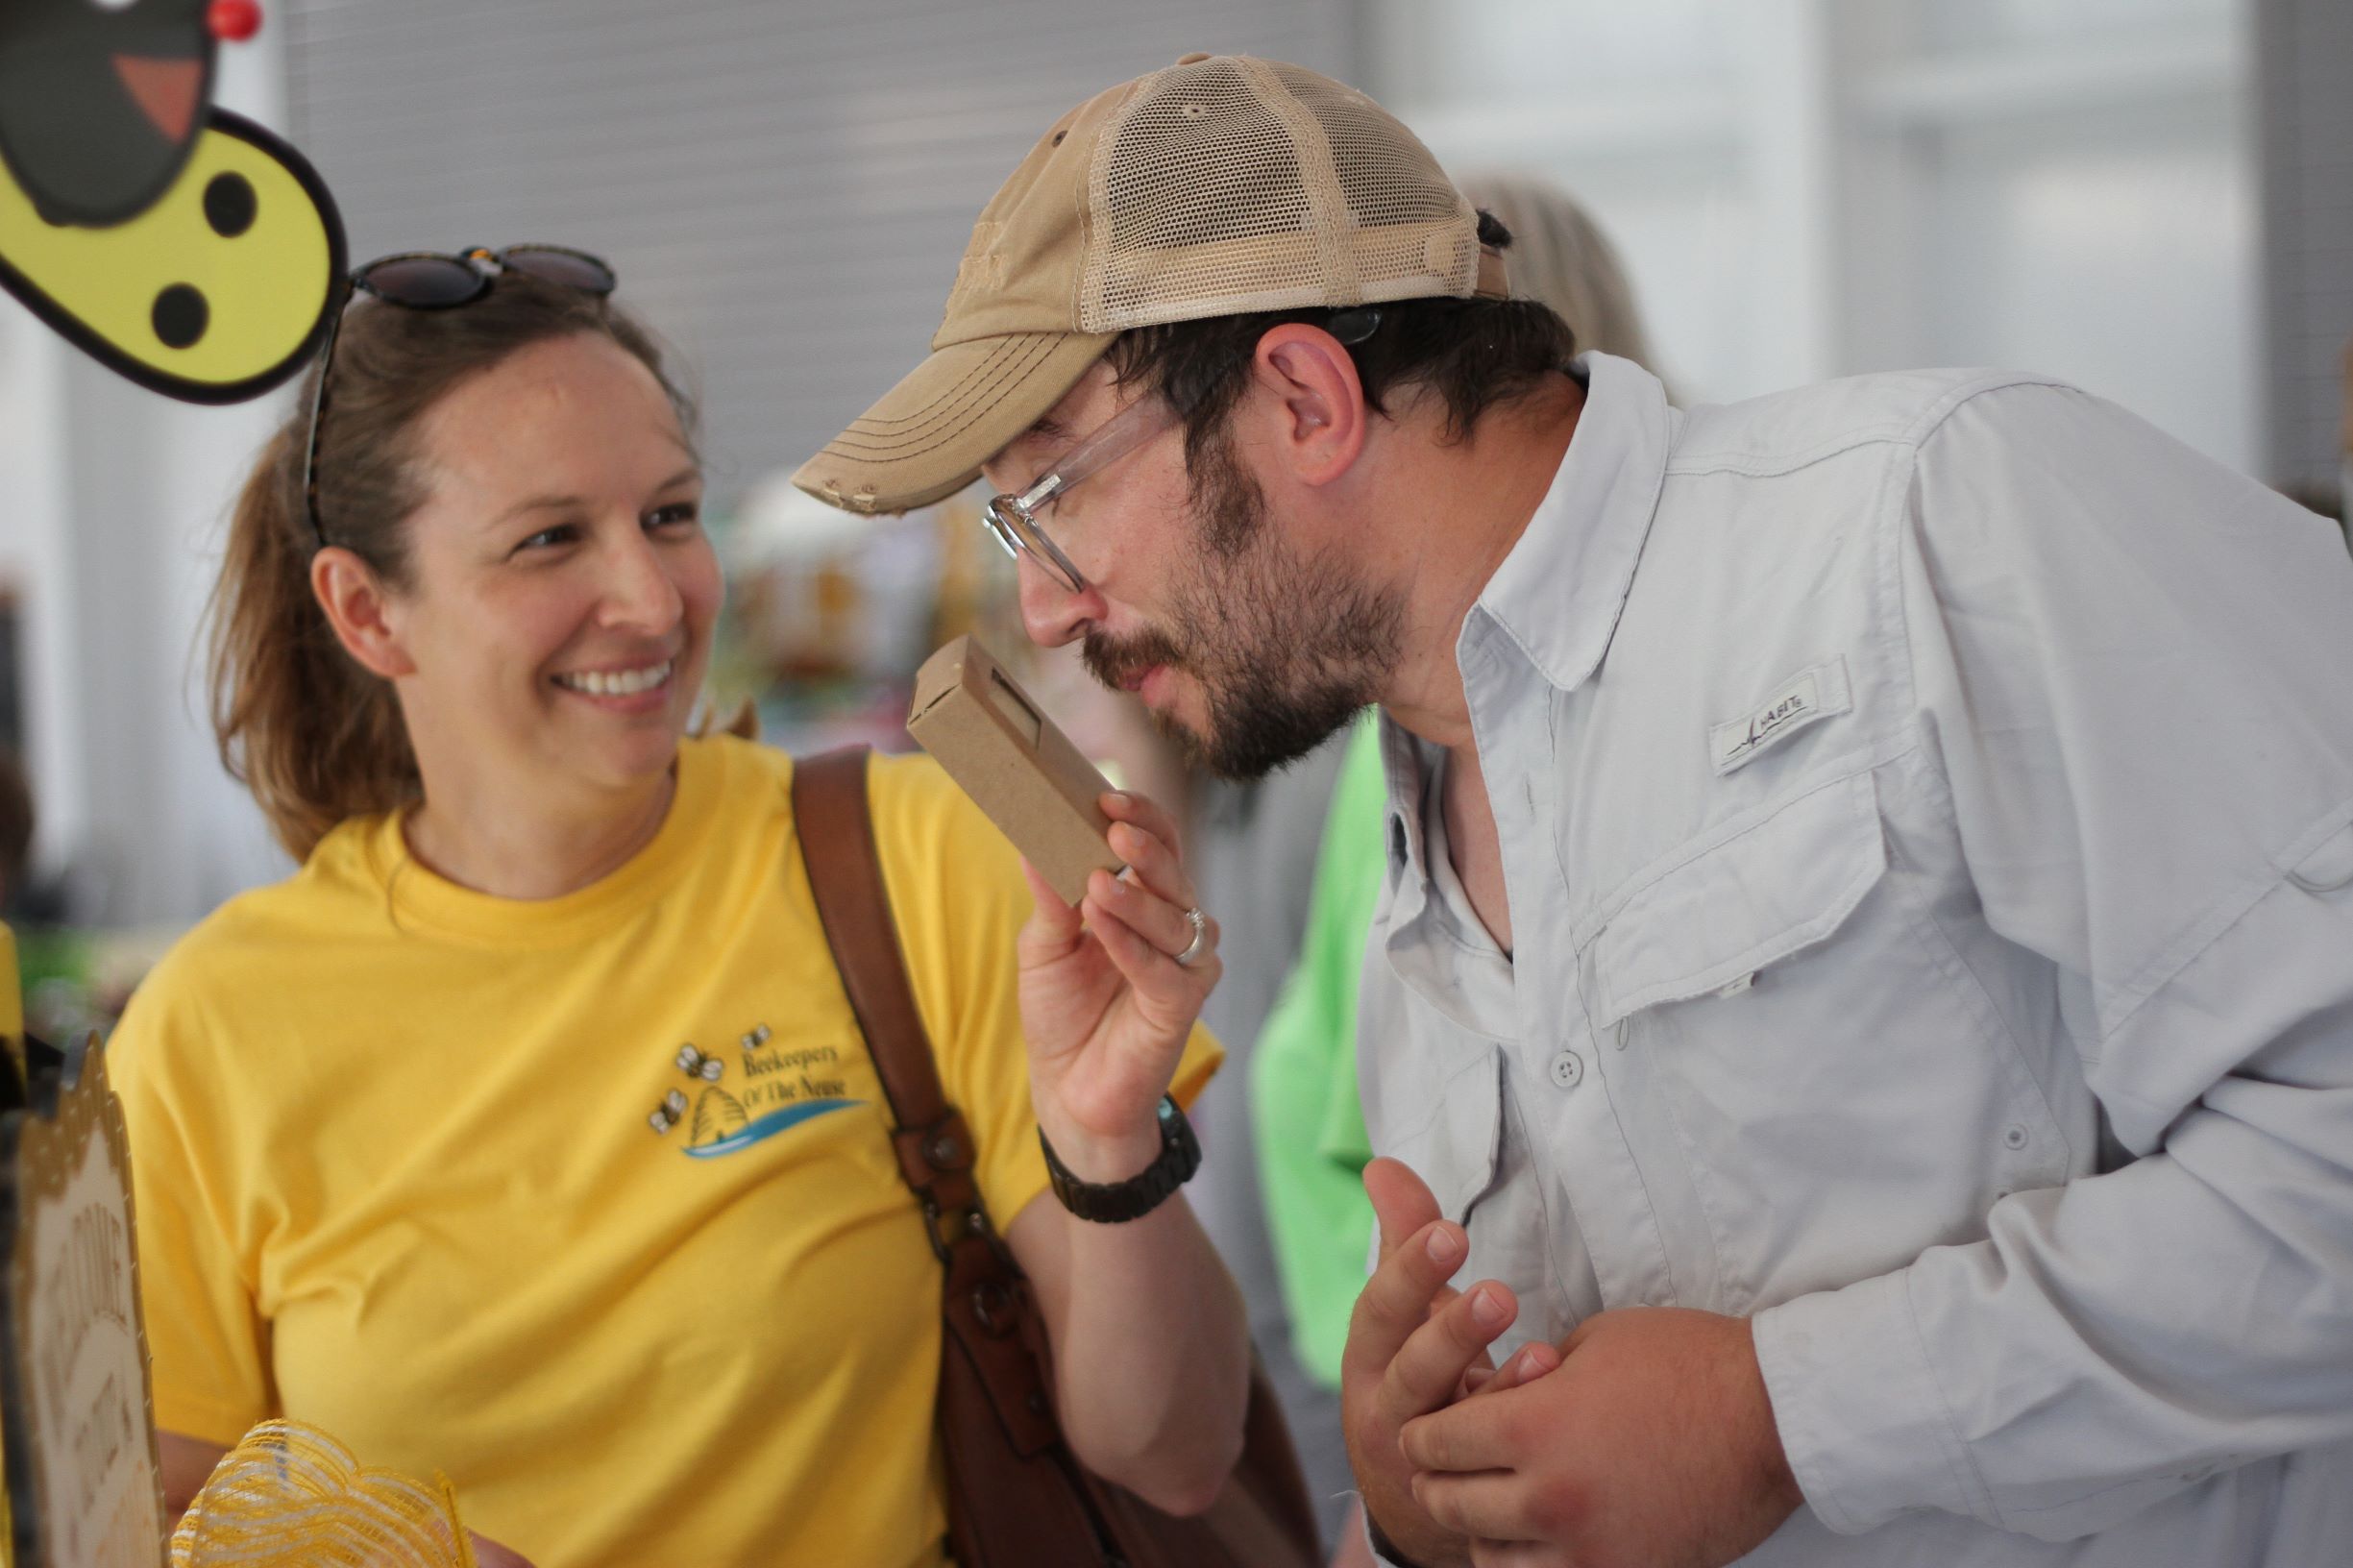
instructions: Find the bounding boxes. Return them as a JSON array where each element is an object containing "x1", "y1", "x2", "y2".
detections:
[
  {"x1": 310, "y1": 547, "x2": 417, "y2": 680},
  {"x1": 1250, "y1": 323, "x2": 1370, "y2": 488}
]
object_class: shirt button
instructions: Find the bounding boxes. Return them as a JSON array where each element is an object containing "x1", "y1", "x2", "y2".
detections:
[
  {"x1": 1548, "y1": 1050, "x2": 1583, "y2": 1090},
  {"x1": 2001, "y1": 1124, "x2": 2029, "y2": 1151}
]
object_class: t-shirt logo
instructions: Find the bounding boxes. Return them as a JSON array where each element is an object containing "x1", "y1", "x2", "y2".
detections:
[{"x1": 644, "y1": 1022, "x2": 865, "y2": 1158}]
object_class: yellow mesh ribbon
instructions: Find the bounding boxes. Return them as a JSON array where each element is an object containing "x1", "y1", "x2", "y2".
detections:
[{"x1": 169, "y1": 1420, "x2": 478, "y2": 1568}]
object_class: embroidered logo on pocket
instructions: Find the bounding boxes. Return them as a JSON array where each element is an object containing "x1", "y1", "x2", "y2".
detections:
[{"x1": 1710, "y1": 659, "x2": 1851, "y2": 774}]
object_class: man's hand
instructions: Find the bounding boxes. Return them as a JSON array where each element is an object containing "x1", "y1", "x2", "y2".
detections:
[
  {"x1": 1341, "y1": 1159, "x2": 1527, "y2": 1568},
  {"x1": 1398, "y1": 1306, "x2": 1803, "y2": 1568}
]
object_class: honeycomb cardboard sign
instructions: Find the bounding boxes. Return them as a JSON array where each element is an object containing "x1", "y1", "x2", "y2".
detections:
[{"x1": 0, "y1": 1039, "x2": 165, "y2": 1568}]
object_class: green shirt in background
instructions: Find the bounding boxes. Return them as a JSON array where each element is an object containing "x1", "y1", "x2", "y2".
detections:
[{"x1": 1249, "y1": 714, "x2": 1385, "y2": 1389}]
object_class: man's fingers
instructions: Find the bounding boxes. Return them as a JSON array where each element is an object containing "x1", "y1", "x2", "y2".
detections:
[
  {"x1": 1374, "y1": 1280, "x2": 1518, "y2": 1433},
  {"x1": 1468, "y1": 1536, "x2": 1556, "y2": 1567},
  {"x1": 1343, "y1": 1218, "x2": 1464, "y2": 1380},
  {"x1": 1409, "y1": 1468, "x2": 1537, "y2": 1545},
  {"x1": 1399, "y1": 1373, "x2": 1535, "y2": 1474},
  {"x1": 1365, "y1": 1157, "x2": 1444, "y2": 1260},
  {"x1": 1474, "y1": 1339, "x2": 1560, "y2": 1399}
]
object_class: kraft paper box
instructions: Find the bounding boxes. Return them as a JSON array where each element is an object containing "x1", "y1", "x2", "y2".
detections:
[{"x1": 908, "y1": 636, "x2": 1124, "y2": 906}]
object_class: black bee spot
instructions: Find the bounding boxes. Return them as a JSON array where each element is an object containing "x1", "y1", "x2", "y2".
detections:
[
  {"x1": 152, "y1": 284, "x2": 208, "y2": 350},
  {"x1": 203, "y1": 173, "x2": 258, "y2": 238}
]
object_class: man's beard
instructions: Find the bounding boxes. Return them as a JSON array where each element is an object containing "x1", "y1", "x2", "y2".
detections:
[{"x1": 1082, "y1": 426, "x2": 1403, "y2": 781}]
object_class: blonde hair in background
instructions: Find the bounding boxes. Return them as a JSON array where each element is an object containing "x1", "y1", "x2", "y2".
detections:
[{"x1": 1456, "y1": 171, "x2": 1666, "y2": 386}]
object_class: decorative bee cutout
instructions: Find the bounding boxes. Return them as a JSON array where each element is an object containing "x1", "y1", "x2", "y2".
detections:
[
  {"x1": 739, "y1": 1023, "x2": 772, "y2": 1052},
  {"x1": 674, "y1": 1043, "x2": 723, "y2": 1082},
  {"x1": 0, "y1": 2, "x2": 347, "y2": 404},
  {"x1": 647, "y1": 1088, "x2": 688, "y2": 1136}
]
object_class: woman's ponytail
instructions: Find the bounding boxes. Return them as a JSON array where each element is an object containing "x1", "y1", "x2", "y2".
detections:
[{"x1": 205, "y1": 419, "x2": 418, "y2": 862}]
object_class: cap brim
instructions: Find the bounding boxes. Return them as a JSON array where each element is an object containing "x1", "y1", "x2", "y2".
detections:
[{"x1": 793, "y1": 331, "x2": 1117, "y2": 515}]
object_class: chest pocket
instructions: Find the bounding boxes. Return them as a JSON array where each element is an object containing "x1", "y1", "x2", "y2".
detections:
[
  {"x1": 1575, "y1": 769, "x2": 1886, "y2": 1030},
  {"x1": 1376, "y1": 1043, "x2": 1506, "y2": 1228}
]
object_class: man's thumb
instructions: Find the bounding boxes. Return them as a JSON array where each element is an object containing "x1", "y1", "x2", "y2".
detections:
[{"x1": 1364, "y1": 1157, "x2": 1443, "y2": 1259}]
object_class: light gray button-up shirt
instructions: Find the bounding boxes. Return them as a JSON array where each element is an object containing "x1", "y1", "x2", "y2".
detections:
[{"x1": 1360, "y1": 353, "x2": 2353, "y2": 1564}]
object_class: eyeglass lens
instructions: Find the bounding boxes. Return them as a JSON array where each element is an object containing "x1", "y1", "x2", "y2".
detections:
[{"x1": 987, "y1": 502, "x2": 1080, "y2": 592}]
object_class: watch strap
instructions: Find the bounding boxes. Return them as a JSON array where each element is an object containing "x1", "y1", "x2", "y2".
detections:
[{"x1": 1040, "y1": 1094, "x2": 1201, "y2": 1223}]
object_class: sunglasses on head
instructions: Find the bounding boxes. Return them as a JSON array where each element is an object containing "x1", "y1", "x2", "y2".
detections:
[{"x1": 301, "y1": 244, "x2": 619, "y2": 547}]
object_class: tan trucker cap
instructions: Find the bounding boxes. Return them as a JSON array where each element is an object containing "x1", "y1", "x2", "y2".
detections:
[{"x1": 793, "y1": 53, "x2": 1505, "y2": 515}]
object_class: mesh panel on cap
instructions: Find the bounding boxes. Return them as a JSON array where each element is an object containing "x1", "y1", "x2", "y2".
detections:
[
  {"x1": 1272, "y1": 63, "x2": 1466, "y2": 234},
  {"x1": 1079, "y1": 57, "x2": 1480, "y2": 333}
]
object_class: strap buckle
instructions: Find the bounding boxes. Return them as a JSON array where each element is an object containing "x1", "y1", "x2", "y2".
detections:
[{"x1": 919, "y1": 1192, "x2": 993, "y2": 1264}]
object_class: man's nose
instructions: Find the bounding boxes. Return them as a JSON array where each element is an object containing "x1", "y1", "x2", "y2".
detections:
[{"x1": 1016, "y1": 552, "x2": 1103, "y2": 648}]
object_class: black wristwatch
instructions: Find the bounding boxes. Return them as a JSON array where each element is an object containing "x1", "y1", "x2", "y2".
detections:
[{"x1": 1039, "y1": 1095, "x2": 1200, "y2": 1223}]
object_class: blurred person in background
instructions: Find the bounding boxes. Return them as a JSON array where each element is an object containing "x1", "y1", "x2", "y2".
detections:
[
  {"x1": 797, "y1": 53, "x2": 2353, "y2": 1568},
  {"x1": 109, "y1": 251, "x2": 1248, "y2": 1567},
  {"x1": 1245, "y1": 169, "x2": 1669, "y2": 1567}
]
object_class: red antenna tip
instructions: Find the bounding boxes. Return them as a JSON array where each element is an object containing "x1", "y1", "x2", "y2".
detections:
[{"x1": 208, "y1": 0, "x2": 263, "y2": 44}]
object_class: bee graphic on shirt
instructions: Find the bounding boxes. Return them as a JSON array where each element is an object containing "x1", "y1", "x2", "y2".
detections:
[
  {"x1": 647, "y1": 1088, "x2": 688, "y2": 1136},
  {"x1": 740, "y1": 1023, "x2": 772, "y2": 1053},
  {"x1": 674, "y1": 1042, "x2": 724, "y2": 1082}
]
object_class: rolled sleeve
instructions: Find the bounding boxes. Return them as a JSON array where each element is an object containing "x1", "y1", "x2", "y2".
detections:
[{"x1": 1753, "y1": 1270, "x2": 1989, "y2": 1533}]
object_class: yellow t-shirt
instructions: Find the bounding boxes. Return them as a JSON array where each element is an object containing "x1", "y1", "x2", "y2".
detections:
[{"x1": 110, "y1": 737, "x2": 1218, "y2": 1568}]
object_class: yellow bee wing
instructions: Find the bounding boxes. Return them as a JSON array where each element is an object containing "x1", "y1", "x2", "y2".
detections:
[{"x1": 0, "y1": 107, "x2": 344, "y2": 404}]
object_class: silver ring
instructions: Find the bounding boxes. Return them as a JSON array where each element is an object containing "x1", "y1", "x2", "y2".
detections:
[{"x1": 1174, "y1": 906, "x2": 1212, "y2": 968}]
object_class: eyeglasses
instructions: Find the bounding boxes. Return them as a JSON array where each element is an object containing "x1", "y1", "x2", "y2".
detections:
[
  {"x1": 979, "y1": 308, "x2": 1381, "y2": 595},
  {"x1": 983, "y1": 392, "x2": 1181, "y2": 596},
  {"x1": 301, "y1": 244, "x2": 618, "y2": 547}
]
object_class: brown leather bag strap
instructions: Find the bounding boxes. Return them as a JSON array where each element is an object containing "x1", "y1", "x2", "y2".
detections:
[
  {"x1": 792, "y1": 745, "x2": 946, "y2": 1134},
  {"x1": 794, "y1": 747, "x2": 993, "y2": 1219},
  {"x1": 795, "y1": 747, "x2": 1324, "y2": 1568},
  {"x1": 791, "y1": 745, "x2": 1064, "y2": 1459}
]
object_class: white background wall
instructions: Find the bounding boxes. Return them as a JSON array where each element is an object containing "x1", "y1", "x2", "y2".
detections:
[
  {"x1": 0, "y1": 0, "x2": 2342, "y2": 929},
  {"x1": 1366, "y1": 0, "x2": 2259, "y2": 472}
]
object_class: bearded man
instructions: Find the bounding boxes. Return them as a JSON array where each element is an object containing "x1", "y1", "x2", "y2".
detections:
[{"x1": 797, "y1": 53, "x2": 2353, "y2": 1568}]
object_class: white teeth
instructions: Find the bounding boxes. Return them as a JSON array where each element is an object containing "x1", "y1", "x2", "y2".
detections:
[{"x1": 559, "y1": 658, "x2": 674, "y2": 697}]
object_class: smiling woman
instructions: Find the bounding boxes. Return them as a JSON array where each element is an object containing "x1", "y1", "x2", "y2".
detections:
[{"x1": 103, "y1": 256, "x2": 1253, "y2": 1566}]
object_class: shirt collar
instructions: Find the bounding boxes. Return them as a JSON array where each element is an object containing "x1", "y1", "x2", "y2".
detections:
[{"x1": 1468, "y1": 351, "x2": 1675, "y2": 695}]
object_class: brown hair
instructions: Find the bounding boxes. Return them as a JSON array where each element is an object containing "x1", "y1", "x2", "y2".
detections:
[
  {"x1": 206, "y1": 272, "x2": 697, "y2": 862},
  {"x1": 1105, "y1": 209, "x2": 1578, "y2": 462}
]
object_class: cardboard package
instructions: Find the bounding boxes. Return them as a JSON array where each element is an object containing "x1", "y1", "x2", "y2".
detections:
[{"x1": 907, "y1": 636, "x2": 1124, "y2": 905}]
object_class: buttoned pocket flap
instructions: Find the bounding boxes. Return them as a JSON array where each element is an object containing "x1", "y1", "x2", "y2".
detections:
[
  {"x1": 1583, "y1": 770, "x2": 1885, "y2": 1029},
  {"x1": 1378, "y1": 1045, "x2": 1505, "y2": 1226}
]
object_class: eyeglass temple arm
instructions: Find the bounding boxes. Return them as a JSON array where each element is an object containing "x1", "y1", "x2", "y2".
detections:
[{"x1": 1014, "y1": 394, "x2": 1180, "y2": 511}]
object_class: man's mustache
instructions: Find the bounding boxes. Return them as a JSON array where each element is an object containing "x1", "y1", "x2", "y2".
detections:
[{"x1": 1082, "y1": 626, "x2": 1188, "y2": 692}]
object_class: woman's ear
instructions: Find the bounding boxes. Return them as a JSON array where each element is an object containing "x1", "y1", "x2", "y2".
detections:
[
  {"x1": 310, "y1": 548, "x2": 417, "y2": 679},
  {"x1": 1249, "y1": 323, "x2": 1370, "y2": 488}
]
